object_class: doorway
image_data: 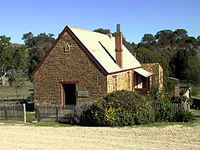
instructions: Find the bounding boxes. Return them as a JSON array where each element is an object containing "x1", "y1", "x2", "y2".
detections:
[{"x1": 62, "y1": 84, "x2": 76, "y2": 105}]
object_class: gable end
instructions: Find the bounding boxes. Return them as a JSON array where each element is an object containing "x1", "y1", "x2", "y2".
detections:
[{"x1": 32, "y1": 26, "x2": 108, "y2": 76}]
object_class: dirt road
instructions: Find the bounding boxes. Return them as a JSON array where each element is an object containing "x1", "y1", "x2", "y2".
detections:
[{"x1": 0, "y1": 124, "x2": 200, "y2": 150}]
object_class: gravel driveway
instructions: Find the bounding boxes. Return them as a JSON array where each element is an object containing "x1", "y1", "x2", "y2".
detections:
[{"x1": 0, "y1": 124, "x2": 200, "y2": 150}]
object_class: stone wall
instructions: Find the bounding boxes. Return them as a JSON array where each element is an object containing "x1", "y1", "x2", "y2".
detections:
[
  {"x1": 142, "y1": 63, "x2": 163, "y2": 91},
  {"x1": 107, "y1": 70, "x2": 133, "y2": 93},
  {"x1": 34, "y1": 31, "x2": 107, "y2": 105}
]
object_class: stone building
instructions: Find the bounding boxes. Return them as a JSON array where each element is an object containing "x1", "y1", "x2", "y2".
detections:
[
  {"x1": 142, "y1": 63, "x2": 163, "y2": 91},
  {"x1": 33, "y1": 25, "x2": 163, "y2": 105}
]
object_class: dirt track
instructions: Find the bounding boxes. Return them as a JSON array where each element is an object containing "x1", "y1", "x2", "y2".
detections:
[{"x1": 0, "y1": 124, "x2": 200, "y2": 150}]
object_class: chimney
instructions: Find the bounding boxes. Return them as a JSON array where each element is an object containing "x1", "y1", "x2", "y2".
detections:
[{"x1": 115, "y1": 24, "x2": 123, "y2": 68}]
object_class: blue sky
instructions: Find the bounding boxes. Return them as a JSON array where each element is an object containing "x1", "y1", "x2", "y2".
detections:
[{"x1": 0, "y1": 0, "x2": 200, "y2": 44}]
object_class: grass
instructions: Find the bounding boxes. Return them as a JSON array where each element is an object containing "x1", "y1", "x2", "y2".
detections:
[
  {"x1": 1, "y1": 109, "x2": 200, "y2": 128},
  {"x1": 1, "y1": 110, "x2": 199, "y2": 128},
  {"x1": 0, "y1": 112, "x2": 73, "y2": 127},
  {"x1": 26, "y1": 112, "x2": 73, "y2": 127},
  {"x1": 130, "y1": 109, "x2": 200, "y2": 128},
  {"x1": 0, "y1": 80, "x2": 33, "y2": 100}
]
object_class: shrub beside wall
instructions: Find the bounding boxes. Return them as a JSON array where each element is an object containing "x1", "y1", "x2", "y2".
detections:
[
  {"x1": 69, "y1": 91, "x2": 194, "y2": 126},
  {"x1": 70, "y1": 90, "x2": 155, "y2": 126}
]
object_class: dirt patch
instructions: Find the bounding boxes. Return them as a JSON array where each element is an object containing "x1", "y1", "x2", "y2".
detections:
[{"x1": 0, "y1": 125, "x2": 200, "y2": 150}]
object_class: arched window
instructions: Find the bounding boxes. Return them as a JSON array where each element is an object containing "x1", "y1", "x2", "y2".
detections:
[{"x1": 64, "y1": 44, "x2": 70, "y2": 52}]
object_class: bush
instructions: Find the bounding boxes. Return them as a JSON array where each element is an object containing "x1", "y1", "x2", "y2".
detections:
[
  {"x1": 153, "y1": 99, "x2": 194, "y2": 122},
  {"x1": 175, "y1": 110, "x2": 194, "y2": 122},
  {"x1": 164, "y1": 79, "x2": 177, "y2": 93},
  {"x1": 171, "y1": 96, "x2": 190, "y2": 104},
  {"x1": 69, "y1": 101, "x2": 93, "y2": 125},
  {"x1": 153, "y1": 99, "x2": 175, "y2": 122},
  {"x1": 81, "y1": 90, "x2": 155, "y2": 126},
  {"x1": 149, "y1": 84, "x2": 160, "y2": 100},
  {"x1": 191, "y1": 85, "x2": 200, "y2": 97}
]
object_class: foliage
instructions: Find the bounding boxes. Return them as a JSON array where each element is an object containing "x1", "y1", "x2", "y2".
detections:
[
  {"x1": 136, "y1": 28, "x2": 200, "y2": 84},
  {"x1": 184, "y1": 56, "x2": 200, "y2": 85},
  {"x1": 153, "y1": 99, "x2": 194, "y2": 122},
  {"x1": 149, "y1": 84, "x2": 160, "y2": 100},
  {"x1": 22, "y1": 32, "x2": 55, "y2": 74},
  {"x1": 153, "y1": 99, "x2": 175, "y2": 122},
  {"x1": 81, "y1": 90, "x2": 155, "y2": 126},
  {"x1": 93, "y1": 28, "x2": 111, "y2": 34},
  {"x1": 69, "y1": 101, "x2": 93, "y2": 125},
  {"x1": 191, "y1": 85, "x2": 200, "y2": 97},
  {"x1": 7, "y1": 69, "x2": 26, "y2": 100},
  {"x1": 170, "y1": 50, "x2": 189, "y2": 80},
  {"x1": 175, "y1": 110, "x2": 194, "y2": 122},
  {"x1": 141, "y1": 34, "x2": 156, "y2": 44},
  {"x1": 164, "y1": 79, "x2": 177, "y2": 93},
  {"x1": 171, "y1": 96, "x2": 190, "y2": 104},
  {"x1": 0, "y1": 36, "x2": 28, "y2": 75}
]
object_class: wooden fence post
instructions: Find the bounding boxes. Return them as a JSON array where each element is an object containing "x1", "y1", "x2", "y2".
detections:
[
  {"x1": 4, "y1": 105, "x2": 7, "y2": 120},
  {"x1": 56, "y1": 105, "x2": 58, "y2": 122},
  {"x1": 36, "y1": 104, "x2": 40, "y2": 122},
  {"x1": 23, "y1": 103, "x2": 26, "y2": 123}
]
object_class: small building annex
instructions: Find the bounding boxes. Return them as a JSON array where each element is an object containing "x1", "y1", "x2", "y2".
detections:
[{"x1": 33, "y1": 25, "x2": 163, "y2": 105}]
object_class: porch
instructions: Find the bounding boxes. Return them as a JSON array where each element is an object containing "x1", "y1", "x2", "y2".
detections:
[{"x1": 134, "y1": 68, "x2": 153, "y2": 95}]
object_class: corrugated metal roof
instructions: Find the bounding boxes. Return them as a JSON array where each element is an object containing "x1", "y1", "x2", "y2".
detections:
[
  {"x1": 134, "y1": 68, "x2": 153, "y2": 78},
  {"x1": 69, "y1": 26, "x2": 141, "y2": 73}
]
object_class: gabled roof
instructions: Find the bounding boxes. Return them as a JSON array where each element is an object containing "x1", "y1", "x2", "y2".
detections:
[
  {"x1": 33, "y1": 25, "x2": 142, "y2": 76},
  {"x1": 69, "y1": 26, "x2": 141, "y2": 73}
]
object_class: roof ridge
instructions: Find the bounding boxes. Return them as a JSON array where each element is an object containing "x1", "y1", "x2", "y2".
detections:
[{"x1": 67, "y1": 25, "x2": 114, "y2": 39}]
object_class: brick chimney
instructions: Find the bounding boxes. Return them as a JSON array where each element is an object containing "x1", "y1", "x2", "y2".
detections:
[{"x1": 115, "y1": 24, "x2": 123, "y2": 68}]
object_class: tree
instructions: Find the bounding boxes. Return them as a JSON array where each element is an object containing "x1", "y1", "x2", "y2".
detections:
[
  {"x1": 141, "y1": 34, "x2": 155, "y2": 44},
  {"x1": 0, "y1": 35, "x2": 12, "y2": 74},
  {"x1": 170, "y1": 50, "x2": 189, "y2": 80},
  {"x1": 135, "y1": 47, "x2": 169, "y2": 75},
  {"x1": 0, "y1": 35, "x2": 11, "y2": 48},
  {"x1": 184, "y1": 55, "x2": 200, "y2": 84},
  {"x1": 93, "y1": 28, "x2": 111, "y2": 34},
  {"x1": 12, "y1": 45, "x2": 29, "y2": 71},
  {"x1": 22, "y1": 32, "x2": 55, "y2": 74},
  {"x1": 155, "y1": 30, "x2": 175, "y2": 49},
  {"x1": 7, "y1": 69, "x2": 25, "y2": 100},
  {"x1": 174, "y1": 29, "x2": 188, "y2": 39}
]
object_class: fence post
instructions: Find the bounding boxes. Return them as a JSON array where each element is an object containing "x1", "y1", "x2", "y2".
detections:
[
  {"x1": 36, "y1": 104, "x2": 40, "y2": 122},
  {"x1": 4, "y1": 105, "x2": 7, "y2": 120},
  {"x1": 56, "y1": 105, "x2": 58, "y2": 122},
  {"x1": 23, "y1": 103, "x2": 26, "y2": 123}
]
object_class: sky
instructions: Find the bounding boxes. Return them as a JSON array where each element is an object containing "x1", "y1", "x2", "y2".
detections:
[{"x1": 0, "y1": 0, "x2": 200, "y2": 44}]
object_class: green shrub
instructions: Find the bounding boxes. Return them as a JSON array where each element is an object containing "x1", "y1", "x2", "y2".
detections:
[
  {"x1": 153, "y1": 99, "x2": 194, "y2": 122},
  {"x1": 164, "y1": 79, "x2": 177, "y2": 93},
  {"x1": 191, "y1": 85, "x2": 200, "y2": 97},
  {"x1": 175, "y1": 110, "x2": 194, "y2": 122},
  {"x1": 69, "y1": 101, "x2": 93, "y2": 125},
  {"x1": 153, "y1": 99, "x2": 175, "y2": 122},
  {"x1": 82, "y1": 90, "x2": 155, "y2": 126},
  {"x1": 171, "y1": 96, "x2": 189, "y2": 104},
  {"x1": 149, "y1": 84, "x2": 160, "y2": 100}
]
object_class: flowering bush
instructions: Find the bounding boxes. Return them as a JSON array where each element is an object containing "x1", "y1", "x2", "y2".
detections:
[{"x1": 82, "y1": 90, "x2": 155, "y2": 126}]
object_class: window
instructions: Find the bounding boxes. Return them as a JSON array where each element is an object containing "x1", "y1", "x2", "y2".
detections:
[
  {"x1": 64, "y1": 44, "x2": 70, "y2": 52},
  {"x1": 127, "y1": 72, "x2": 130, "y2": 90},
  {"x1": 112, "y1": 75, "x2": 117, "y2": 91},
  {"x1": 135, "y1": 74, "x2": 143, "y2": 89}
]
